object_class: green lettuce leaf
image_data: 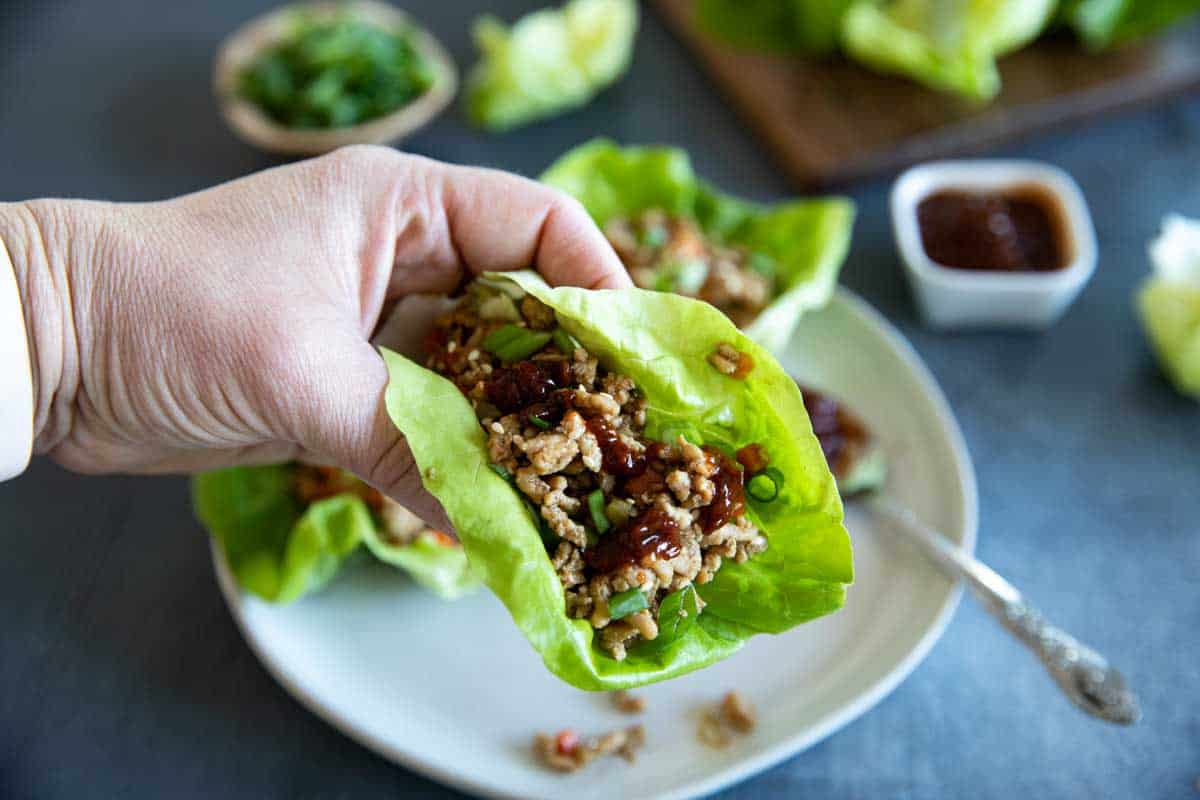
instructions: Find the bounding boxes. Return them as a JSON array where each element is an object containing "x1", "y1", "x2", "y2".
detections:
[
  {"x1": 540, "y1": 138, "x2": 854, "y2": 353},
  {"x1": 1137, "y1": 215, "x2": 1200, "y2": 399},
  {"x1": 1059, "y1": 0, "x2": 1200, "y2": 49},
  {"x1": 840, "y1": 0, "x2": 1058, "y2": 100},
  {"x1": 362, "y1": 528, "x2": 480, "y2": 599},
  {"x1": 465, "y1": 0, "x2": 639, "y2": 132},
  {"x1": 694, "y1": 0, "x2": 856, "y2": 54},
  {"x1": 382, "y1": 271, "x2": 851, "y2": 690},
  {"x1": 1138, "y1": 280, "x2": 1200, "y2": 399},
  {"x1": 193, "y1": 465, "x2": 478, "y2": 601}
]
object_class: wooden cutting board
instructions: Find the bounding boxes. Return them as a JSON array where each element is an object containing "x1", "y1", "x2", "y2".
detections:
[{"x1": 653, "y1": 0, "x2": 1200, "y2": 188}]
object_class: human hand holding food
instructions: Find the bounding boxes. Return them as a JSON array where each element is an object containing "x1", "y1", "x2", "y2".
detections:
[{"x1": 0, "y1": 145, "x2": 630, "y2": 525}]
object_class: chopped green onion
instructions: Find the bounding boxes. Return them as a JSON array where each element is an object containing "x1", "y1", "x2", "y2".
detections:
[
  {"x1": 529, "y1": 416, "x2": 551, "y2": 430},
  {"x1": 749, "y1": 252, "x2": 777, "y2": 278},
  {"x1": 746, "y1": 467, "x2": 785, "y2": 503},
  {"x1": 552, "y1": 327, "x2": 579, "y2": 355},
  {"x1": 587, "y1": 489, "x2": 610, "y2": 535},
  {"x1": 657, "y1": 584, "x2": 698, "y2": 639},
  {"x1": 608, "y1": 587, "x2": 649, "y2": 620},
  {"x1": 482, "y1": 324, "x2": 552, "y2": 362},
  {"x1": 488, "y1": 463, "x2": 511, "y2": 481},
  {"x1": 652, "y1": 270, "x2": 677, "y2": 293},
  {"x1": 640, "y1": 224, "x2": 668, "y2": 248}
]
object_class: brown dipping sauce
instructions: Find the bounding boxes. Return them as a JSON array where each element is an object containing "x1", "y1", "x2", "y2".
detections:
[{"x1": 917, "y1": 186, "x2": 1069, "y2": 273}]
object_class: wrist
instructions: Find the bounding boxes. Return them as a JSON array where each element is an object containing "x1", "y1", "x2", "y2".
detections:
[{"x1": 0, "y1": 200, "x2": 84, "y2": 454}]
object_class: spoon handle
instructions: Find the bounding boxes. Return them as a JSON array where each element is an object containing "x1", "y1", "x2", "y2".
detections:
[{"x1": 867, "y1": 496, "x2": 1139, "y2": 724}]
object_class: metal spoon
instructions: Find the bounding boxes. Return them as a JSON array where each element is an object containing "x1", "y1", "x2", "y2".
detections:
[
  {"x1": 804, "y1": 383, "x2": 1140, "y2": 725},
  {"x1": 862, "y1": 494, "x2": 1141, "y2": 725}
]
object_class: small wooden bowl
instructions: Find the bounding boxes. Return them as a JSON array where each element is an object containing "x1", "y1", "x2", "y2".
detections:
[{"x1": 213, "y1": 1, "x2": 457, "y2": 156}]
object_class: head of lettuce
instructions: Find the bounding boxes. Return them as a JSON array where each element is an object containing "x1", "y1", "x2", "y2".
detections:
[{"x1": 382, "y1": 271, "x2": 852, "y2": 690}]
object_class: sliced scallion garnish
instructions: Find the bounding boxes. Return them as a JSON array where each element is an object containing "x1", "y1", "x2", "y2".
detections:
[
  {"x1": 587, "y1": 489, "x2": 610, "y2": 535},
  {"x1": 482, "y1": 324, "x2": 552, "y2": 362},
  {"x1": 608, "y1": 587, "x2": 649, "y2": 620},
  {"x1": 489, "y1": 463, "x2": 512, "y2": 481},
  {"x1": 640, "y1": 224, "x2": 668, "y2": 248},
  {"x1": 551, "y1": 327, "x2": 579, "y2": 355},
  {"x1": 529, "y1": 415, "x2": 551, "y2": 430},
  {"x1": 746, "y1": 467, "x2": 784, "y2": 503}
]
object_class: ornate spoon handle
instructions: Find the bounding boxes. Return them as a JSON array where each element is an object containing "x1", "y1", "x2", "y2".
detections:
[{"x1": 868, "y1": 496, "x2": 1140, "y2": 725}]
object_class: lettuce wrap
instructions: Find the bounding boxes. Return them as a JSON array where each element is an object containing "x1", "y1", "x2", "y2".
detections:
[
  {"x1": 1137, "y1": 215, "x2": 1200, "y2": 399},
  {"x1": 465, "y1": 0, "x2": 638, "y2": 131},
  {"x1": 382, "y1": 271, "x2": 852, "y2": 690},
  {"x1": 193, "y1": 464, "x2": 478, "y2": 602},
  {"x1": 540, "y1": 139, "x2": 854, "y2": 354}
]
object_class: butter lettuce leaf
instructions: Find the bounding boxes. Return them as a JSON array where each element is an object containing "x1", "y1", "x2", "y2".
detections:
[
  {"x1": 382, "y1": 271, "x2": 851, "y2": 690},
  {"x1": 193, "y1": 465, "x2": 477, "y2": 601},
  {"x1": 1138, "y1": 280, "x2": 1200, "y2": 398},
  {"x1": 540, "y1": 138, "x2": 854, "y2": 353},
  {"x1": 841, "y1": 0, "x2": 1057, "y2": 100},
  {"x1": 694, "y1": 0, "x2": 855, "y2": 54},
  {"x1": 1137, "y1": 215, "x2": 1200, "y2": 399},
  {"x1": 362, "y1": 528, "x2": 480, "y2": 599},
  {"x1": 1059, "y1": 0, "x2": 1200, "y2": 50},
  {"x1": 466, "y1": 0, "x2": 638, "y2": 131}
]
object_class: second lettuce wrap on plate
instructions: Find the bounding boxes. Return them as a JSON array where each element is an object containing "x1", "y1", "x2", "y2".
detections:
[
  {"x1": 540, "y1": 138, "x2": 855, "y2": 354},
  {"x1": 194, "y1": 464, "x2": 478, "y2": 603},
  {"x1": 382, "y1": 271, "x2": 852, "y2": 690}
]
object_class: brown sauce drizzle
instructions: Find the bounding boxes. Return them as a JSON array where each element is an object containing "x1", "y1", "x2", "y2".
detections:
[
  {"x1": 485, "y1": 359, "x2": 571, "y2": 414},
  {"x1": 699, "y1": 450, "x2": 746, "y2": 534},
  {"x1": 586, "y1": 417, "x2": 649, "y2": 478},
  {"x1": 585, "y1": 507, "x2": 682, "y2": 573}
]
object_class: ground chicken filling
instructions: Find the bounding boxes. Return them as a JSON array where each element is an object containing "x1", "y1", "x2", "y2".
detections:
[
  {"x1": 424, "y1": 284, "x2": 769, "y2": 660},
  {"x1": 293, "y1": 464, "x2": 455, "y2": 549},
  {"x1": 604, "y1": 209, "x2": 775, "y2": 329}
]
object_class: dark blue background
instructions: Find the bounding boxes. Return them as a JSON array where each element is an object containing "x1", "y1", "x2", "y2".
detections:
[{"x1": 1, "y1": 2, "x2": 1197, "y2": 798}]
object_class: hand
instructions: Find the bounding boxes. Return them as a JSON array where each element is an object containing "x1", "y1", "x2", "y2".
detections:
[{"x1": 2, "y1": 145, "x2": 630, "y2": 527}]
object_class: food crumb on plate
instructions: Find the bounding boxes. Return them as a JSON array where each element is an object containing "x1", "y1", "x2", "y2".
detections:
[
  {"x1": 697, "y1": 691, "x2": 757, "y2": 749},
  {"x1": 610, "y1": 690, "x2": 645, "y2": 714},
  {"x1": 533, "y1": 725, "x2": 646, "y2": 772}
]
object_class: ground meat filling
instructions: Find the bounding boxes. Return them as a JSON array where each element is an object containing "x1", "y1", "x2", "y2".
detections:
[
  {"x1": 604, "y1": 209, "x2": 775, "y2": 329},
  {"x1": 425, "y1": 285, "x2": 768, "y2": 660}
]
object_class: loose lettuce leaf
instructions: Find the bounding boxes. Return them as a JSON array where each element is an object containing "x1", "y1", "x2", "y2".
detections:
[
  {"x1": 193, "y1": 466, "x2": 370, "y2": 602},
  {"x1": 694, "y1": 0, "x2": 856, "y2": 54},
  {"x1": 1137, "y1": 215, "x2": 1200, "y2": 399},
  {"x1": 841, "y1": 0, "x2": 1057, "y2": 100},
  {"x1": 193, "y1": 465, "x2": 477, "y2": 601},
  {"x1": 1138, "y1": 280, "x2": 1200, "y2": 398},
  {"x1": 382, "y1": 271, "x2": 851, "y2": 690},
  {"x1": 540, "y1": 138, "x2": 854, "y2": 353},
  {"x1": 362, "y1": 528, "x2": 480, "y2": 599},
  {"x1": 1059, "y1": 0, "x2": 1200, "y2": 49},
  {"x1": 465, "y1": 0, "x2": 638, "y2": 131}
]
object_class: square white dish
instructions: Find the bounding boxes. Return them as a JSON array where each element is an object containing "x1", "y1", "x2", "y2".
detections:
[{"x1": 891, "y1": 160, "x2": 1098, "y2": 330}]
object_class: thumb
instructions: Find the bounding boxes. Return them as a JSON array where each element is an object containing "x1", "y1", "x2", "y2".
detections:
[{"x1": 291, "y1": 340, "x2": 452, "y2": 533}]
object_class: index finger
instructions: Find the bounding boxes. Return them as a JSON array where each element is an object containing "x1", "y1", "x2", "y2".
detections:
[{"x1": 433, "y1": 161, "x2": 632, "y2": 290}]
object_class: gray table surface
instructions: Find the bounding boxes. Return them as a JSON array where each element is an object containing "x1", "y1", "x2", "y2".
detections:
[{"x1": 2, "y1": 2, "x2": 1198, "y2": 798}]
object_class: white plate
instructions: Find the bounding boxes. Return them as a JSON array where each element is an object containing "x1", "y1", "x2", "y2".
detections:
[{"x1": 211, "y1": 289, "x2": 978, "y2": 800}]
